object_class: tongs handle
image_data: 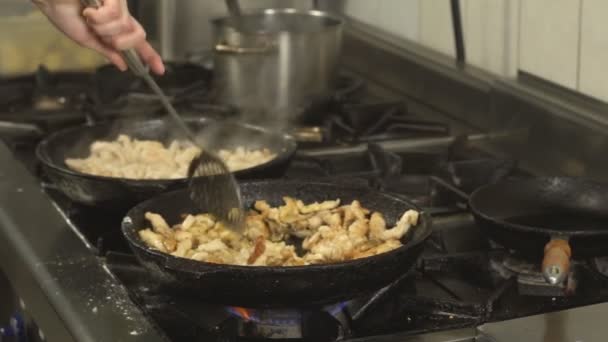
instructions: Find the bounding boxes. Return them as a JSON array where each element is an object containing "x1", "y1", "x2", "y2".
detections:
[{"x1": 80, "y1": 0, "x2": 148, "y2": 77}]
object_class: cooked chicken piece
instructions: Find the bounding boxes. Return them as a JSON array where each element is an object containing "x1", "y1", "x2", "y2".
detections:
[
  {"x1": 265, "y1": 219, "x2": 288, "y2": 242},
  {"x1": 349, "y1": 201, "x2": 369, "y2": 220},
  {"x1": 65, "y1": 135, "x2": 276, "y2": 179},
  {"x1": 219, "y1": 228, "x2": 243, "y2": 249},
  {"x1": 348, "y1": 219, "x2": 369, "y2": 246},
  {"x1": 137, "y1": 199, "x2": 420, "y2": 266},
  {"x1": 369, "y1": 212, "x2": 387, "y2": 241},
  {"x1": 193, "y1": 214, "x2": 216, "y2": 229},
  {"x1": 174, "y1": 230, "x2": 194, "y2": 242},
  {"x1": 196, "y1": 239, "x2": 229, "y2": 253},
  {"x1": 365, "y1": 240, "x2": 403, "y2": 255},
  {"x1": 180, "y1": 214, "x2": 196, "y2": 230},
  {"x1": 139, "y1": 229, "x2": 167, "y2": 252},
  {"x1": 172, "y1": 238, "x2": 193, "y2": 258},
  {"x1": 302, "y1": 227, "x2": 323, "y2": 250},
  {"x1": 245, "y1": 215, "x2": 270, "y2": 240},
  {"x1": 254, "y1": 200, "x2": 272, "y2": 214},
  {"x1": 401, "y1": 210, "x2": 420, "y2": 226},
  {"x1": 248, "y1": 237, "x2": 266, "y2": 265},
  {"x1": 217, "y1": 147, "x2": 275, "y2": 171},
  {"x1": 307, "y1": 215, "x2": 323, "y2": 230},
  {"x1": 378, "y1": 210, "x2": 419, "y2": 241},
  {"x1": 252, "y1": 241, "x2": 303, "y2": 266},
  {"x1": 339, "y1": 204, "x2": 353, "y2": 223},
  {"x1": 145, "y1": 212, "x2": 173, "y2": 237},
  {"x1": 190, "y1": 239, "x2": 241, "y2": 264},
  {"x1": 279, "y1": 197, "x2": 302, "y2": 223},
  {"x1": 303, "y1": 226, "x2": 355, "y2": 263},
  {"x1": 321, "y1": 211, "x2": 342, "y2": 229},
  {"x1": 163, "y1": 237, "x2": 177, "y2": 252},
  {"x1": 289, "y1": 219, "x2": 315, "y2": 238},
  {"x1": 296, "y1": 199, "x2": 340, "y2": 214}
]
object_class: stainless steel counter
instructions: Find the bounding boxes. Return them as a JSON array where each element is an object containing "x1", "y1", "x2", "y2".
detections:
[
  {"x1": 477, "y1": 303, "x2": 608, "y2": 342},
  {"x1": 349, "y1": 329, "x2": 476, "y2": 342},
  {"x1": 0, "y1": 142, "x2": 166, "y2": 342}
]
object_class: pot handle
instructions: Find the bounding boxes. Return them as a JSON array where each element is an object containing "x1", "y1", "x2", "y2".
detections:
[
  {"x1": 215, "y1": 42, "x2": 275, "y2": 54},
  {"x1": 542, "y1": 238, "x2": 572, "y2": 285}
]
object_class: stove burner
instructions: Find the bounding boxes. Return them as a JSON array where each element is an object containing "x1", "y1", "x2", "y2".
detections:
[
  {"x1": 226, "y1": 307, "x2": 305, "y2": 339},
  {"x1": 0, "y1": 65, "x2": 92, "y2": 137},
  {"x1": 91, "y1": 63, "x2": 213, "y2": 118},
  {"x1": 592, "y1": 257, "x2": 608, "y2": 278},
  {"x1": 440, "y1": 158, "x2": 518, "y2": 194},
  {"x1": 326, "y1": 102, "x2": 450, "y2": 143},
  {"x1": 490, "y1": 253, "x2": 578, "y2": 296},
  {"x1": 95, "y1": 63, "x2": 212, "y2": 100},
  {"x1": 0, "y1": 66, "x2": 90, "y2": 113}
]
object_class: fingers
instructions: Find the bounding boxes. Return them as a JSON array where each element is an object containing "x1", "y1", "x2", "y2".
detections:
[
  {"x1": 82, "y1": 0, "x2": 138, "y2": 50},
  {"x1": 135, "y1": 39, "x2": 166, "y2": 75},
  {"x1": 83, "y1": 38, "x2": 128, "y2": 71},
  {"x1": 110, "y1": 18, "x2": 145, "y2": 50},
  {"x1": 82, "y1": 0, "x2": 124, "y2": 25},
  {"x1": 81, "y1": 0, "x2": 165, "y2": 75},
  {"x1": 88, "y1": 16, "x2": 133, "y2": 37}
]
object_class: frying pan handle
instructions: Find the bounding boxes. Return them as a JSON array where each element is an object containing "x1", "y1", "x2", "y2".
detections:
[{"x1": 542, "y1": 238, "x2": 571, "y2": 285}]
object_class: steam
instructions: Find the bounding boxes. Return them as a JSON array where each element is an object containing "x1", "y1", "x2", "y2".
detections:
[{"x1": 65, "y1": 10, "x2": 342, "y2": 161}]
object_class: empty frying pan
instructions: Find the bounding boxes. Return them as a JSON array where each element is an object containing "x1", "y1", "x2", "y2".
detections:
[{"x1": 469, "y1": 177, "x2": 608, "y2": 285}]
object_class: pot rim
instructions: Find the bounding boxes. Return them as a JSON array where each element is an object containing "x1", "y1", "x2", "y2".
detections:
[{"x1": 211, "y1": 7, "x2": 344, "y2": 34}]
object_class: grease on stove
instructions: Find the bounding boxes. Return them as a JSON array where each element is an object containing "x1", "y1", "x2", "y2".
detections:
[{"x1": 36, "y1": 256, "x2": 149, "y2": 338}]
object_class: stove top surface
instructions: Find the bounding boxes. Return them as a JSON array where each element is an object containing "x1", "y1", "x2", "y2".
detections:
[{"x1": 2, "y1": 64, "x2": 608, "y2": 342}]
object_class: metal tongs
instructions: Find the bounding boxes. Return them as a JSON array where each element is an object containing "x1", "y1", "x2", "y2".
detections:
[{"x1": 80, "y1": 0, "x2": 245, "y2": 231}]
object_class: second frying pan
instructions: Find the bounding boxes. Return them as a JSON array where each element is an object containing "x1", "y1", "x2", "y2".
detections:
[
  {"x1": 36, "y1": 117, "x2": 297, "y2": 212},
  {"x1": 469, "y1": 177, "x2": 608, "y2": 285}
]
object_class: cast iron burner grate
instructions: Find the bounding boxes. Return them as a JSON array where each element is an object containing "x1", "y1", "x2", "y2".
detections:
[
  {"x1": 317, "y1": 102, "x2": 450, "y2": 144},
  {"x1": 104, "y1": 252, "x2": 483, "y2": 342},
  {"x1": 90, "y1": 63, "x2": 215, "y2": 119},
  {"x1": 0, "y1": 65, "x2": 92, "y2": 137},
  {"x1": 0, "y1": 65, "x2": 90, "y2": 114}
]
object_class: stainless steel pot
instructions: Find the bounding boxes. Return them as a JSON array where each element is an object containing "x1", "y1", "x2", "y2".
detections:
[{"x1": 212, "y1": 8, "x2": 343, "y2": 122}]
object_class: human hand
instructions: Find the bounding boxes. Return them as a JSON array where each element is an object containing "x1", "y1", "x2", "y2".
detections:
[{"x1": 33, "y1": 0, "x2": 165, "y2": 75}]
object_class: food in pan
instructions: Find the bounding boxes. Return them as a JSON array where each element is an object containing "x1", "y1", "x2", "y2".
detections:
[
  {"x1": 65, "y1": 134, "x2": 276, "y2": 179},
  {"x1": 138, "y1": 198, "x2": 419, "y2": 266}
]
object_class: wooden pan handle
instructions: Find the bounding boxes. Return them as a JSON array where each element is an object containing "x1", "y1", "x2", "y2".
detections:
[{"x1": 542, "y1": 238, "x2": 572, "y2": 285}]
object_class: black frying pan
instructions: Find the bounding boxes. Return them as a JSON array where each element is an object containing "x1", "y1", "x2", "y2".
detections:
[
  {"x1": 121, "y1": 180, "x2": 432, "y2": 307},
  {"x1": 469, "y1": 177, "x2": 608, "y2": 285},
  {"x1": 36, "y1": 117, "x2": 296, "y2": 212}
]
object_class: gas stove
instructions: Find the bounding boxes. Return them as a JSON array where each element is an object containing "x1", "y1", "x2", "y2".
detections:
[{"x1": 2, "y1": 62, "x2": 608, "y2": 342}]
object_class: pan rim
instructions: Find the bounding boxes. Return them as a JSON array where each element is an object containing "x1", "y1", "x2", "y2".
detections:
[
  {"x1": 121, "y1": 180, "x2": 433, "y2": 272},
  {"x1": 469, "y1": 177, "x2": 608, "y2": 237},
  {"x1": 35, "y1": 117, "x2": 297, "y2": 185}
]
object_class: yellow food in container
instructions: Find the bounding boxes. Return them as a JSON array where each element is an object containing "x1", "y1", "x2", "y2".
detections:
[{"x1": 0, "y1": 11, "x2": 106, "y2": 76}]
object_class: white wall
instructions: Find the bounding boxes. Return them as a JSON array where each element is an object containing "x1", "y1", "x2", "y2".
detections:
[
  {"x1": 579, "y1": 0, "x2": 608, "y2": 101},
  {"x1": 338, "y1": 0, "x2": 607, "y2": 102}
]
